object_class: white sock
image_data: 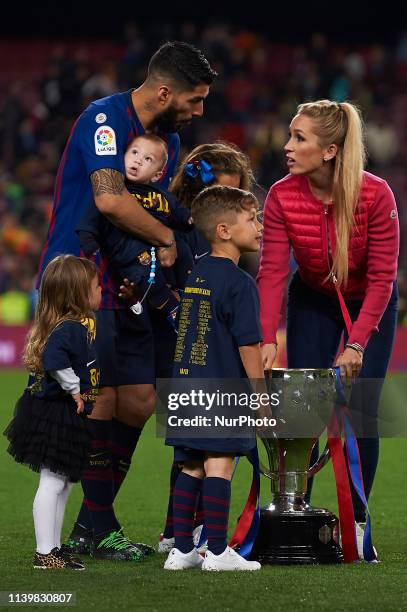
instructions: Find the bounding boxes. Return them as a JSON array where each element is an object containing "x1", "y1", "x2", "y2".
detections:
[
  {"x1": 54, "y1": 482, "x2": 74, "y2": 549},
  {"x1": 33, "y1": 468, "x2": 68, "y2": 554}
]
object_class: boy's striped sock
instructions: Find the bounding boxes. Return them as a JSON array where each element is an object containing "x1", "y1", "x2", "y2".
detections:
[
  {"x1": 193, "y1": 492, "x2": 205, "y2": 529},
  {"x1": 173, "y1": 472, "x2": 202, "y2": 553},
  {"x1": 203, "y1": 477, "x2": 231, "y2": 555}
]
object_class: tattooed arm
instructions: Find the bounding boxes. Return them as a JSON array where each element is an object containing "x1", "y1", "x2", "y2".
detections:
[{"x1": 91, "y1": 168, "x2": 175, "y2": 252}]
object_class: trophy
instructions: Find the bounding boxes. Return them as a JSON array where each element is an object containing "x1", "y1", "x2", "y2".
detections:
[{"x1": 250, "y1": 368, "x2": 344, "y2": 565}]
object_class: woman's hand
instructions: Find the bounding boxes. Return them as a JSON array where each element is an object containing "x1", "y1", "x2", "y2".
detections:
[
  {"x1": 261, "y1": 343, "x2": 278, "y2": 371},
  {"x1": 335, "y1": 347, "x2": 363, "y2": 379},
  {"x1": 72, "y1": 393, "x2": 84, "y2": 414}
]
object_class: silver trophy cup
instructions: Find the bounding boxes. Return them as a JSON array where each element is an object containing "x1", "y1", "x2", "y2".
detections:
[{"x1": 250, "y1": 368, "x2": 344, "y2": 564}]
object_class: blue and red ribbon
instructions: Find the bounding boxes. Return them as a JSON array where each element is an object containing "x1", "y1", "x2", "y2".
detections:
[
  {"x1": 331, "y1": 366, "x2": 377, "y2": 562},
  {"x1": 229, "y1": 446, "x2": 261, "y2": 558}
]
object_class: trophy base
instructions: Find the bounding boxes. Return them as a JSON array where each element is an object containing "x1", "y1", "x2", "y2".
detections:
[{"x1": 250, "y1": 505, "x2": 343, "y2": 565}]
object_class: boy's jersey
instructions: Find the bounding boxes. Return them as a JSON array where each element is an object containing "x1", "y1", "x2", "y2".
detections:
[
  {"x1": 28, "y1": 318, "x2": 99, "y2": 404},
  {"x1": 177, "y1": 226, "x2": 211, "y2": 263},
  {"x1": 173, "y1": 256, "x2": 262, "y2": 379},
  {"x1": 37, "y1": 90, "x2": 180, "y2": 308}
]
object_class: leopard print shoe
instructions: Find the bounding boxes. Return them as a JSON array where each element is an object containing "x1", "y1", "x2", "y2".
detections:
[{"x1": 33, "y1": 547, "x2": 85, "y2": 570}]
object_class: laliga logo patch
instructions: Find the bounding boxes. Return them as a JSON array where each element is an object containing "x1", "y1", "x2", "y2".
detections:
[
  {"x1": 94, "y1": 125, "x2": 117, "y2": 156},
  {"x1": 390, "y1": 209, "x2": 397, "y2": 219}
]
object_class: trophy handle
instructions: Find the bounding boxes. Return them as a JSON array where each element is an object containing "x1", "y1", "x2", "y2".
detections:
[
  {"x1": 248, "y1": 438, "x2": 279, "y2": 481},
  {"x1": 307, "y1": 441, "x2": 330, "y2": 477}
]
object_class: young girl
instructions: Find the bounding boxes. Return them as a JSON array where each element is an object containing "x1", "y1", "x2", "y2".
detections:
[
  {"x1": 171, "y1": 141, "x2": 255, "y2": 261},
  {"x1": 4, "y1": 254, "x2": 101, "y2": 569}
]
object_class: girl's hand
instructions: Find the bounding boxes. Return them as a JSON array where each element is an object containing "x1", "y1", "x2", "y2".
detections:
[
  {"x1": 335, "y1": 347, "x2": 363, "y2": 379},
  {"x1": 72, "y1": 393, "x2": 84, "y2": 414},
  {"x1": 261, "y1": 343, "x2": 277, "y2": 371}
]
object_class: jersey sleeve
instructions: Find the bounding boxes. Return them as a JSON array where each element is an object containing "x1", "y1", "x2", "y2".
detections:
[
  {"x1": 75, "y1": 104, "x2": 126, "y2": 177},
  {"x1": 42, "y1": 321, "x2": 87, "y2": 372},
  {"x1": 223, "y1": 273, "x2": 263, "y2": 346},
  {"x1": 257, "y1": 186, "x2": 291, "y2": 344},
  {"x1": 348, "y1": 180, "x2": 400, "y2": 348},
  {"x1": 50, "y1": 368, "x2": 81, "y2": 394}
]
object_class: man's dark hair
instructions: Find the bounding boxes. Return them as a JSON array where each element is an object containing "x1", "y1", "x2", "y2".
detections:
[{"x1": 147, "y1": 41, "x2": 217, "y2": 89}]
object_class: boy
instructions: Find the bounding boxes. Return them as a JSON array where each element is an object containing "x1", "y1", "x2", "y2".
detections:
[
  {"x1": 164, "y1": 185, "x2": 265, "y2": 571},
  {"x1": 77, "y1": 134, "x2": 193, "y2": 320}
]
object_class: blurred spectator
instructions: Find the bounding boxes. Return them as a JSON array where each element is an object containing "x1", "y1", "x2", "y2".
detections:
[
  {"x1": 0, "y1": 26, "x2": 406, "y2": 323},
  {"x1": 365, "y1": 107, "x2": 398, "y2": 166}
]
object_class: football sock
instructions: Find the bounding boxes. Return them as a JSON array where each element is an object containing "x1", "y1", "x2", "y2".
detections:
[
  {"x1": 111, "y1": 418, "x2": 142, "y2": 499},
  {"x1": 33, "y1": 468, "x2": 68, "y2": 554},
  {"x1": 173, "y1": 472, "x2": 202, "y2": 553},
  {"x1": 203, "y1": 477, "x2": 231, "y2": 556},
  {"x1": 193, "y1": 492, "x2": 205, "y2": 529},
  {"x1": 163, "y1": 460, "x2": 182, "y2": 539},
  {"x1": 77, "y1": 418, "x2": 120, "y2": 537}
]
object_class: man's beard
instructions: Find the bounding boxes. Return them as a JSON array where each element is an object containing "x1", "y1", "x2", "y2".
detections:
[{"x1": 154, "y1": 105, "x2": 187, "y2": 133}]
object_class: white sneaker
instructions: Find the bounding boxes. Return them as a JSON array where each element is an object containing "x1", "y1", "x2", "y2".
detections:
[
  {"x1": 164, "y1": 547, "x2": 204, "y2": 570},
  {"x1": 158, "y1": 534, "x2": 174, "y2": 553},
  {"x1": 355, "y1": 522, "x2": 378, "y2": 561},
  {"x1": 202, "y1": 546, "x2": 261, "y2": 571},
  {"x1": 158, "y1": 525, "x2": 207, "y2": 554}
]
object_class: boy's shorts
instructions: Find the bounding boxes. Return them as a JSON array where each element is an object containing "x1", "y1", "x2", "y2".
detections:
[
  {"x1": 173, "y1": 447, "x2": 206, "y2": 463},
  {"x1": 172, "y1": 445, "x2": 252, "y2": 463},
  {"x1": 95, "y1": 309, "x2": 155, "y2": 387}
]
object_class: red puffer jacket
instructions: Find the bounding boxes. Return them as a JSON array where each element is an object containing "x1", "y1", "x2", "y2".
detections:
[{"x1": 257, "y1": 171, "x2": 399, "y2": 349}]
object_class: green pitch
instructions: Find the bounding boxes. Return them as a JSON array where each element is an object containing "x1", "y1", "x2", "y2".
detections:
[{"x1": 0, "y1": 370, "x2": 406, "y2": 612}]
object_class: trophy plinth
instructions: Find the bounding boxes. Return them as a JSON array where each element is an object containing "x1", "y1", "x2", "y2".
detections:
[
  {"x1": 250, "y1": 502, "x2": 343, "y2": 565},
  {"x1": 249, "y1": 368, "x2": 346, "y2": 565}
]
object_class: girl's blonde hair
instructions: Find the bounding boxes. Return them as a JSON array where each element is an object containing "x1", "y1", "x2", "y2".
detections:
[
  {"x1": 297, "y1": 99, "x2": 366, "y2": 286},
  {"x1": 24, "y1": 255, "x2": 99, "y2": 372},
  {"x1": 170, "y1": 141, "x2": 254, "y2": 208}
]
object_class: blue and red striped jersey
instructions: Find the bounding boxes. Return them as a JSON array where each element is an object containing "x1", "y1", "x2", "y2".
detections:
[{"x1": 37, "y1": 90, "x2": 180, "y2": 309}]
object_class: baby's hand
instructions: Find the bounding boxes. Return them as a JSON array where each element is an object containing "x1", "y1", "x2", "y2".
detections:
[
  {"x1": 119, "y1": 278, "x2": 136, "y2": 299},
  {"x1": 72, "y1": 393, "x2": 84, "y2": 414}
]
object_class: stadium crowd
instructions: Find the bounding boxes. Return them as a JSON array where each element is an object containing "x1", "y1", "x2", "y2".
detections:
[{"x1": 1, "y1": 24, "x2": 407, "y2": 324}]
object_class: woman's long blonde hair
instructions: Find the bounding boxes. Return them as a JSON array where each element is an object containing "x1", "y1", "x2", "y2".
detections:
[
  {"x1": 297, "y1": 100, "x2": 366, "y2": 286},
  {"x1": 24, "y1": 255, "x2": 98, "y2": 372},
  {"x1": 170, "y1": 141, "x2": 254, "y2": 208}
]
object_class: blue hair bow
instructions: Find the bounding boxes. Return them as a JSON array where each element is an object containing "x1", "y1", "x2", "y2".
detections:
[{"x1": 185, "y1": 160, "x2": 215, "y2": 184}]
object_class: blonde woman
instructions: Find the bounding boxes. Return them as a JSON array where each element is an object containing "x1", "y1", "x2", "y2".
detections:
[{"x1": 257, "y1": 100, "x2": 399, "y2": 558}]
